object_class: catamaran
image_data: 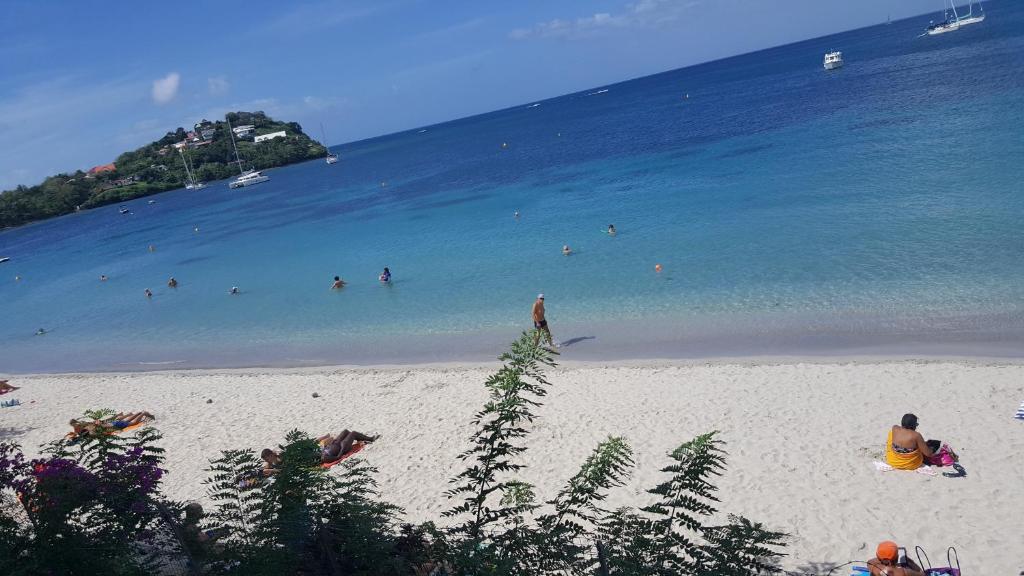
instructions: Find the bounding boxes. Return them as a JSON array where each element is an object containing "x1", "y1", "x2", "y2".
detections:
[
  {"x1": 178, "y1": 146, "x2": 206, "y2": 190},
  {"x1": 926, "y1": 0, "x2": 985, "y2": 35},
  {"x1": 321, "y1": 123, "x2": 338, "y2": 165},
  {"x1": 227, "y1": 118, "x2": 270, "y2": 189}
]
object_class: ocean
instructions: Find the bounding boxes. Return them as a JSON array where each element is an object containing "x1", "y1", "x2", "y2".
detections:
[{"x1": 2, "y1": 4, "x2": 1023, "y2": 373}]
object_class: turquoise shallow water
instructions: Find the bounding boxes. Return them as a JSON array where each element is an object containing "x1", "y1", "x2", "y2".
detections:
[{"x1": 2, "y1": 5, "x2": 1024, "y2": 372}]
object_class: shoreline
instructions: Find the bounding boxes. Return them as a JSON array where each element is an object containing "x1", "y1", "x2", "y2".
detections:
[
  {"x1": 4, "y1": 306, "x2": 1024, "y2": 374},
  {"x1": 5, "y1": 351, "x2": 1024, "y2": 379},
  {"x1": 2, "y1": 359, "x2": 1022, "y2": 573},
  {"x1": 5, "y1": 350, "x2": 1024, "y2": 378}
]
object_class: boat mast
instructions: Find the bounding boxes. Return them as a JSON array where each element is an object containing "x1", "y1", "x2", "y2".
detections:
[
  {"x1": 320, "y1": 123, "x2": 331, "y2": 157},
  {"x1": 186, "y1": 148, "x2": 199, "y2": 184},
  {"x1": 226, "y1": 117, "x2": 245, "y2": 175},
  {"x1": 178, "y1": 146, "x2": 194, "y2": 187}
]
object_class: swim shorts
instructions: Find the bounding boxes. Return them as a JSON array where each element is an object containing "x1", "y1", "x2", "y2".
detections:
[{"x1": 534, "y1": 320, "x2": 548, "y2": 329}]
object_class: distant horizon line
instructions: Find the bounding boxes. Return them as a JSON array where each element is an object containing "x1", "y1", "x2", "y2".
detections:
[{"x1": 2, "y1": 3, "x2": 956, "y2": 191}]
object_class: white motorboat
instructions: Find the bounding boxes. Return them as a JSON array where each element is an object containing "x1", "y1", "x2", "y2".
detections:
[
  {"x1": 823, "y1": 50, "x2": 843, "y2": 70},
  {"x1": 0, "y1": 257, "x2": 10, "y2": 264},
  {"x1": 229, "y1": 170, "x2": 269, "y2": 189}
]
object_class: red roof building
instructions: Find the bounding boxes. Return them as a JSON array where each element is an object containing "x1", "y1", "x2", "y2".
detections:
[{"x1": 87, "y1": 163, "x2": 116, "y2": 175}]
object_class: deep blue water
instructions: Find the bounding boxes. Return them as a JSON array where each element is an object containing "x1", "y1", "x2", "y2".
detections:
[{"x1": 3, "y1": 4, "x2": 1024, "y2": 372}]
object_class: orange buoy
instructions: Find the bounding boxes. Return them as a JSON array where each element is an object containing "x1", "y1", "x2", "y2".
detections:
[{"x1": 654, "y1": 264, "x2": 663, "y2": 273}]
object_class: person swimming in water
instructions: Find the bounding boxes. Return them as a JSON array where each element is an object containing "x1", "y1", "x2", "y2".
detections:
[
  {"x1": 144, "y1": 288, "x2": 153, "y2": 298},
  {"x1": 230, "y1": 286, "x2": 239, "y2": 295},
  {"x1": 168, "y1": 277, "x2": 178, "y2": 288},
  {"x1": 562, "y1": 245, "x2": 573, "y2": 256},
  {"x1": 379, "y1": 267, "x2": 391, "y2": 283},
  {"x1": 331, "y1": 276, "x2": 346, "y2": 290},
  {"x1": 514, "y1": 210, "x2": 520, "y2": 219},
  {"x1": 607, "y1": 224, "x2": 616, "y2": 236},
  {"x1": 100, "y1": 275, "x2": 108, "y2": 281},
  {"x1": 35, "y1": 328, "x2": 46, "y2": 336}
]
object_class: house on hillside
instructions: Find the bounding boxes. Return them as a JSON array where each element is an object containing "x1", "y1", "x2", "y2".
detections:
[
  {"x1": 232, "y1": 124, "x2": 255, "y2": 137},
  {"x1": 254, "y1": 131, "x2": 286, "y2": 143},
  {"x1": 87, "y1": 163, "x2": 116, "y2": 175}
]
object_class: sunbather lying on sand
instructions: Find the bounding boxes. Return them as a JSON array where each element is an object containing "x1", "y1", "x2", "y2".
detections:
[
  {"x1": 260, "y1": 429, "x2": 378, "y2": 475},
  {"x1": 885, "y1": 413, "x2": 935, "y2": 470},
  {"x1": 69, "y1": 411, "x2": 155, "y2": 436},
  {"x1": 0, "y1": 380, "x2": 19, "y2": 394}
]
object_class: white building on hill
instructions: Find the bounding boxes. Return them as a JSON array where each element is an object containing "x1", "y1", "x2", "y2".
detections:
[{"x1": 254, "y1": 131, "x2": 286, "y2": 143}]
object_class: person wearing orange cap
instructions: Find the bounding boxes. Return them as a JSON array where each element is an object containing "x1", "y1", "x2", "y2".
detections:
[{"x1": 868, "y1": 540, "x2": 924, "y2": 576}]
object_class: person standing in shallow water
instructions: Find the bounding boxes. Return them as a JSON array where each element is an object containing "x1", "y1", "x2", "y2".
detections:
[
  {"x1": 532, "y1": 294, "x2": 556, "y2": 348},
  {"x1": 331, "y1": 276, "x2": 346, "y2": 290}
]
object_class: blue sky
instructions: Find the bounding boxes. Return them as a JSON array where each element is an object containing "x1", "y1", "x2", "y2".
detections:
[{"x1": 0, "y1": 0, "x2": 942, "y2": 190}]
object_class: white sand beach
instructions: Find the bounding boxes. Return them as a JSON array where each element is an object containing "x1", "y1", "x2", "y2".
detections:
[{"x1": 2, "y1": 360, "x2": 1022, "y2": 573}]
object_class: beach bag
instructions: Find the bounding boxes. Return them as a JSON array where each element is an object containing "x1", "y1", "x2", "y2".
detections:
[{"x1": 925, "y1": 442, "x2": 958, "y2": 467}]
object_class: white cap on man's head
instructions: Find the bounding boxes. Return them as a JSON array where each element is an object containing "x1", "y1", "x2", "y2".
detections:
[{"x1": 537, "y1": 293, "x2": 544, "y2": 299}]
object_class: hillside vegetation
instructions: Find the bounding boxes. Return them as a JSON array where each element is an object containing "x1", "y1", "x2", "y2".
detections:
[{"x1": 0, "y1": 111, "x2": 327, "y2": 229}]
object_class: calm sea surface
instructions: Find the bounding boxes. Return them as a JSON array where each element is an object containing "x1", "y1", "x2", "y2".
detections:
[{"x1": 3, "y1": 5, "x2": 1023, "y2": 372}]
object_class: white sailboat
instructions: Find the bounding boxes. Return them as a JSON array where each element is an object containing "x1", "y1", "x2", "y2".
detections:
[
  {"x1": 178, "y1": 146, "x2": 206, "y2": 190},
  {"x1": 926, "y1": 0, "x2": 985, "y2": 35},
  {"x1": 321, "y1": 123, "x2": 338, "y2": 165},
  {"x1": 956, "y1": 1, "x2": 985, "y2": 26},
  {"x1": 227, "y1": 118, "x2": 269, "y2": 189}
]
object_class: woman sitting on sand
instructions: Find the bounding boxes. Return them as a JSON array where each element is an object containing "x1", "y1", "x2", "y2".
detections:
[
  {"x1": 885, "y1": 413, "x2": 935, "y2": 470},
  {"x1": 0, "y1": 380, "x2": 19, "y2": 395},
  {"x1": 261, "y1": 429, "x2": 378, "y2": 475},
  {"x1": 69, "y1": 411, "x2": 155, "y2": 437}
]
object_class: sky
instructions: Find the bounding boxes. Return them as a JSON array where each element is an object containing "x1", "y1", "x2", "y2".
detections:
[{"x1": 0, "y1": 0, "x2": 945, "y2": 191}]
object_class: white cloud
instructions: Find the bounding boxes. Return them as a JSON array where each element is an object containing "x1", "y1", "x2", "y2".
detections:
[
  {"x1": 207, "y1": 76, "x2": 230, "y2": 96},
  {"x1": 510, "y1": 0, "x2": 698, "y2": 40},
  {"x1": 151, "y1": 72, "x2": 180, "y2": 104}
]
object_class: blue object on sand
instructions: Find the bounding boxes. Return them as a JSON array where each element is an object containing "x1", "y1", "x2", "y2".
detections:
[{"x1": 1, "y1": 399, "x2": 21, "y2": 408}]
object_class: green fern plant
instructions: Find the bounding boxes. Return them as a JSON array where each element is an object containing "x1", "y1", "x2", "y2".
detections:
[
  {"x1": 625, "y1": 431, "x2": 786, "y2": 575},
  {"x1": 444, "y1": 332, "x2": 556, "y2": 544},
  {"x1": 201, "y1": 430, "x2": 407, "y2": 575},
  {"x1": 82, "y1": 407, "x2": 115, "y2": 421},
  {"x1": 536, "y1": 436, "x2": 635, "y2": 574}
]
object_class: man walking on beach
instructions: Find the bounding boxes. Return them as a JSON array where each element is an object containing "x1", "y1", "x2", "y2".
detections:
[{"x1": 532, "y1": 294, "x2": 556, "y2": 348}]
